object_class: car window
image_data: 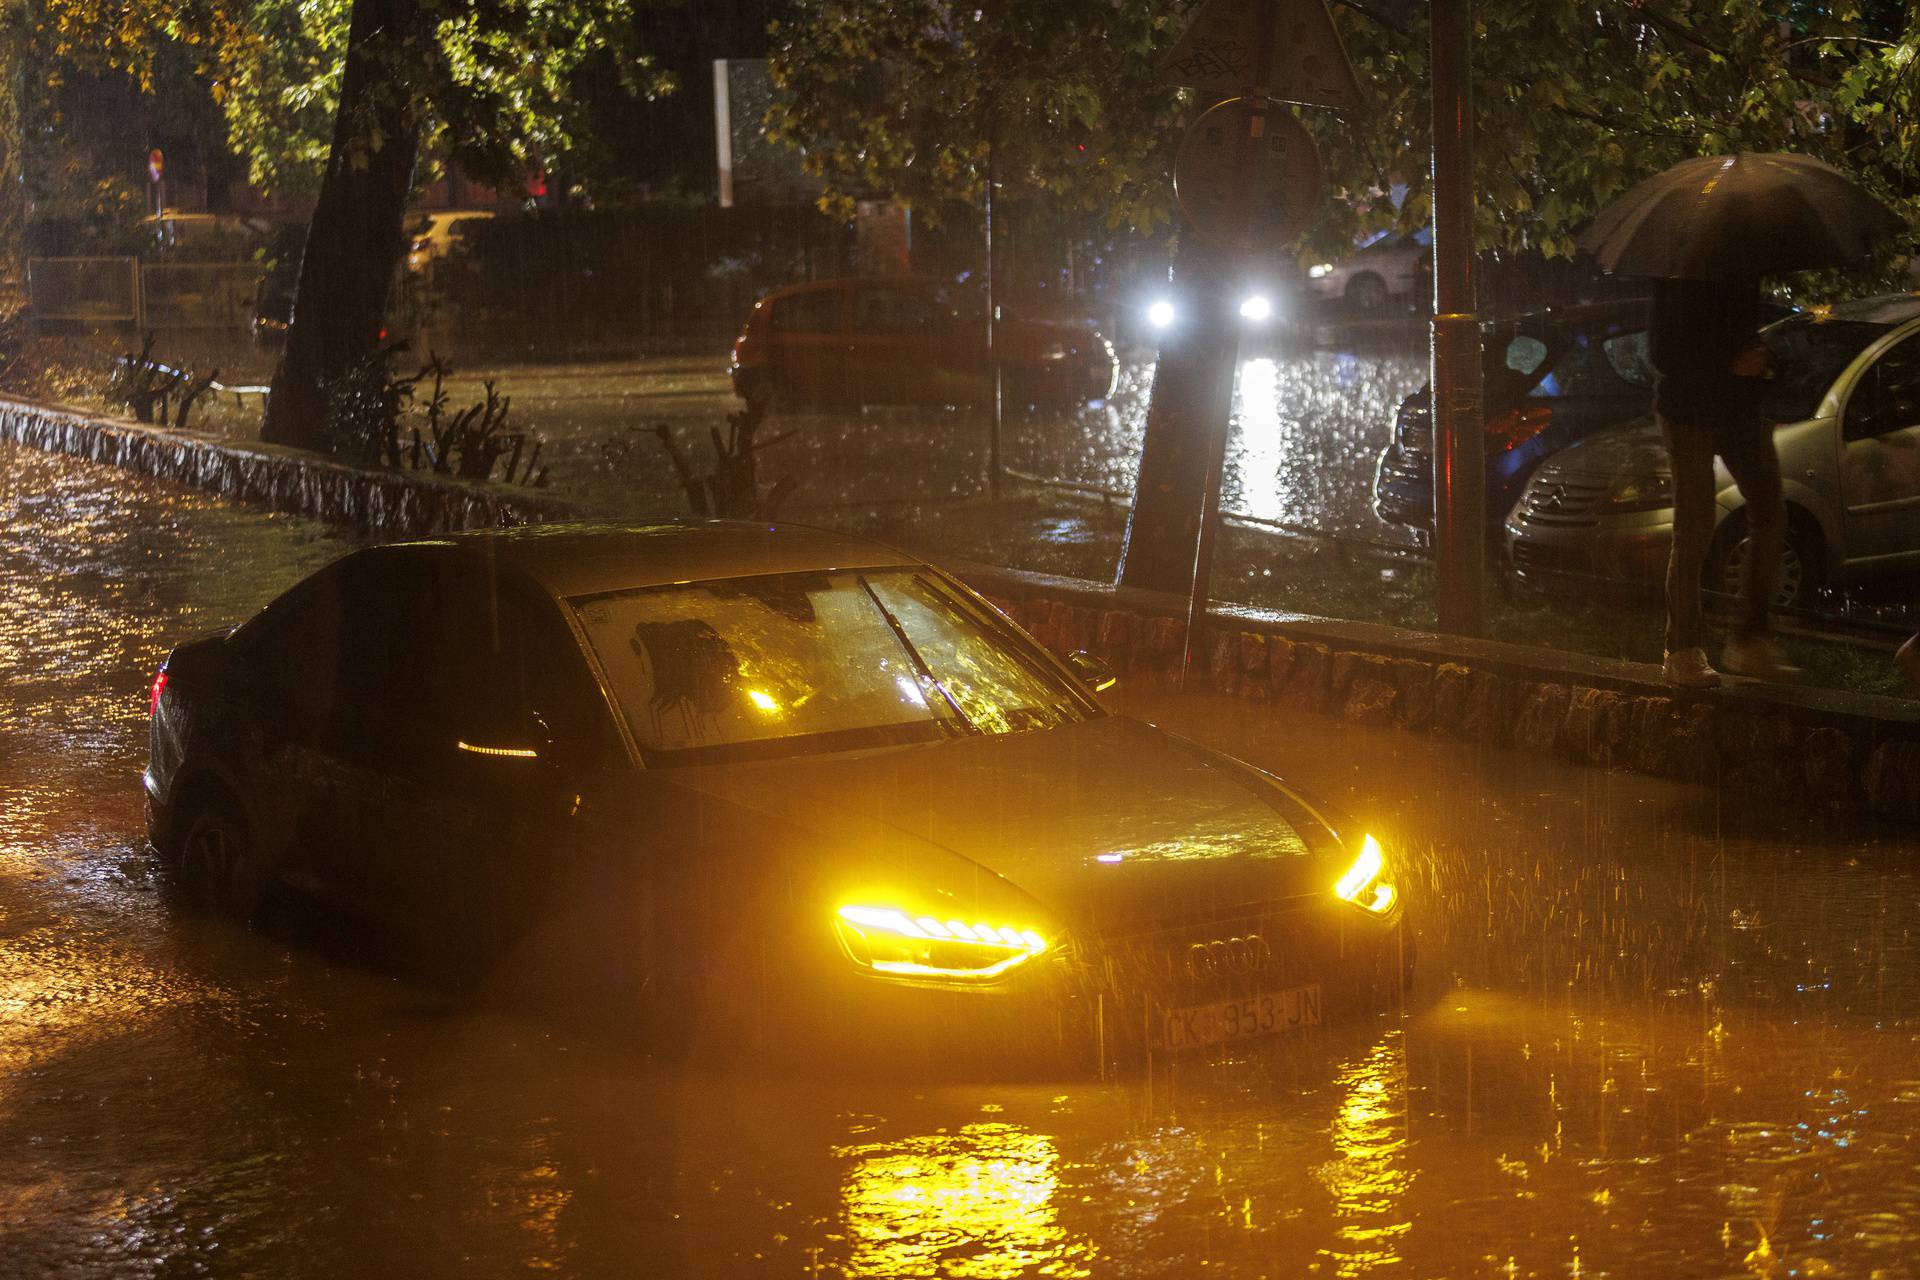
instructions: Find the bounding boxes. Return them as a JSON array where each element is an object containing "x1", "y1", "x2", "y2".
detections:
[
  {"x1": 854, "y1": 288, "x2": 938, "y2": 334},
  {"x1": 1531, "y1": 328, "x2": 1644, "y2": 398},
  {"x1": 1764, "y1": 317, "x2": 1892, "y2": 423},
  {"x1": 1845, "y1": 330, "x2": 1920, "y2": 441},
  {"x1": 1601, "y1": 330, "x2": 1655, "y2": 388},
  {"x1": 1503, "y1": 335, "x2": 1549, "y2": 376},
  {"x1": 770, "y1": 291, "x2": 841, "y2": 334},
  {"x1": 570, "y1": 570, "x2": 1097, "y2": 767}
]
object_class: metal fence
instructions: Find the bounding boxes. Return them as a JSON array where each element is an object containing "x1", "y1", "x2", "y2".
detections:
[
  {"x1": 25, "y1": 257, "x2": 263, "y2": 330},
  {"x1": 138, "y1": 262, "x2": 263, "y2": 329},
  {"x1": 26, "y1": 257, "x2": 140, "y2": 324}
]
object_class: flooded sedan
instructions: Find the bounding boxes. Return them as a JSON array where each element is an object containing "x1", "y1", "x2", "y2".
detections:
[
  {"x1": 146, "y1": 523, "x2": 1404, "y2": 1070},
  {"x1": 7, "y1": 440, "x2": 1920, "y2": 1278}
]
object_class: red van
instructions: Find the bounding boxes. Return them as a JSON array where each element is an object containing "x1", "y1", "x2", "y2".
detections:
[{"x1": 730, "y1": 277, "x2": 1118, "y2": 411}]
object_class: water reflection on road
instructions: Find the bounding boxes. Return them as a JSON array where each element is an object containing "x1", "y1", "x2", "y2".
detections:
[{"x1": 4, "y1": 443, "x2": 1919, "y2": 1277}]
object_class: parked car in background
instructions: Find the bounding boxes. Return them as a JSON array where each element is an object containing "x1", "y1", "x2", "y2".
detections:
[
  {"x1": 406, "y1": 210, "x2": 496, "y2": 273},
  {"x1": 146, "y1": 522, "x2": 1407, "y2": 1069},
  {"x1": 1507, "y1": 294, "x2": 1920, "y2": 606},
  {"x1": 731, "y1": 277, "x2": 1119, "y2": 411},
  {"x1": 1374, "y1": 299, "x2": 1657, "y2": 537},
  {"x1": 1303, "y1": 229, "x2": 1431, "y2": 312}
]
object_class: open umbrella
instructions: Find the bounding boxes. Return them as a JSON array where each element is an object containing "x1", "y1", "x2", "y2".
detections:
[{"x1": 1578, "y1": 152, "x2": 1906, "y2": 280}]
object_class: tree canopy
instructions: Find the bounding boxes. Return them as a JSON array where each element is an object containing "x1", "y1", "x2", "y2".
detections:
[
  {"x1": 35, "y1": 0, "x2": 673, "y2": 202},
  {"x1": 769, "y1": 1, "x2": 1920, "y2": 269}
]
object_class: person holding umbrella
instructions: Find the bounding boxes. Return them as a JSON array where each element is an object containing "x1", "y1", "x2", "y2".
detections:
[
  {"x1": 1580, "y1": 154, "x2": 1904, "y2": 688},
  {"x1": 1644, "y1": 273, "x2": 1788, "y2": 685}
]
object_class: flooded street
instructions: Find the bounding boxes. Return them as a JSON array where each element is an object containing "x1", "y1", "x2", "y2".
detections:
[
  {"x1": 454, "y1": 343, "x2": 1424, "y2": 545},
  {"x1": 6, "y1": 442, "x2": 1920, "y2": 1278}
]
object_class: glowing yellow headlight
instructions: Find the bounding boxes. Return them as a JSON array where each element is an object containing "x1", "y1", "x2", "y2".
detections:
[
  {"x1": 834, "y1": 904, "x2": 1048, "y2": 983},
  {"x1": 1334, "y1": 834, "x2": 1398, "y2": 915}
]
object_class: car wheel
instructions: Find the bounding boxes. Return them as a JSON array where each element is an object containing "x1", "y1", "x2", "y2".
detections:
[
  {"x1": 1708, "y1": 512, "x2": 1824, "y2": 609},
  {"x1": 1346, "y1": 273, "x2": 1390, "y2": 313},
  {"x1": 174, "y1": 795, "x2": 270, "y2": 920}
]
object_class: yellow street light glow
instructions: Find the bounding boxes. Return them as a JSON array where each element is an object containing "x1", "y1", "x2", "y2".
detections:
[
  {"x1": 747, "y1": 688, "x2": 781, "y2": 713},
  {"x1": 835, "y1": 904, "x2": 1049, "y2": 982},
  {"x1": 1335, "y1": 834, "x2": 1398, "y2": 915}
]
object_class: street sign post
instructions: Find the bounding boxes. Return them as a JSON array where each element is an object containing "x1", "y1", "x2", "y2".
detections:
[
  {"x1": 1158, "y1": 0, "x2": 1362, "y2": 108},
  {"x1": 1174, "y1": 98, "x2": 1321, "y2": 251}
]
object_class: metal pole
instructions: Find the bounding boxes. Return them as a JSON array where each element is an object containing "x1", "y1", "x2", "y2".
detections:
[
  {"x1": 984, "y1": 133, "x2": 1003, "y2": 498},
  {"x1": 1429, "y1": 0, "x2": 1485, "y2": 636}
]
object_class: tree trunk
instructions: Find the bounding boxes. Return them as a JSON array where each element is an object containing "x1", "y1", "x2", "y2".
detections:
[
  {"x1": 1115, "y1": 238, "x2": 1242, "y2": 594},
  {"x1": 261, "y1": 0, "x2": 427, "y2": 451}
]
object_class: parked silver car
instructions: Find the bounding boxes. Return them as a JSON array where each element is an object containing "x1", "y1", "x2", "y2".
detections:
[
  {"x1": 1506, "y1": 294, "x2": 1920, "y2": 605},
  {"x1": 1303, "y1": 229, "x2": 1431, "y2": 311}
]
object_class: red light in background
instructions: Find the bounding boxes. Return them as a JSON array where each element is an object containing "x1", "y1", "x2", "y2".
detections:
[{"x1": 1486, "y1": 404, "x2": 1552, "y2": 451}]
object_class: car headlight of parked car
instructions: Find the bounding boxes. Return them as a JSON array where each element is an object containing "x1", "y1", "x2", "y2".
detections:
[
  {"x1": 1605, "y1": 472, "x2": 1674, "y2": 511},
  {"x1": 834, "y1": 904, "x2": 1050, "y2": 983},
  {"x1": 1334, "y1": 834, "x2": 1398, "y2": 916},
  {"x1": 1307, "y1": 263, "x2": 1334, "y2": 279}
]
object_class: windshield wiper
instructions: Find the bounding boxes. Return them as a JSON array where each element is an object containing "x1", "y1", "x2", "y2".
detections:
[{"x1": 857, "y1": 575, "x2": 975, "y2": 735}]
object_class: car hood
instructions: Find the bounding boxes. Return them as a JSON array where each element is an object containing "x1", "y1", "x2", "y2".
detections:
[
  {"x1": 653, "y1": 715, "x2": 1337, "y2": 936},
  {"x1": 1536, "y1": 416, "x2": 1666, "y2": 481}
]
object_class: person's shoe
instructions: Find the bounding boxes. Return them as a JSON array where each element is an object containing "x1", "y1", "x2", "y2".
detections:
[
  {"x1": 1896, "y1": 634, "x2": 1920, "y2": 692},
  {"x1": 1663, "y1": 647, "x2": 1721, "y2": 688},
  {"x1": 1721, "y1": 635, "x2": 1803, "y2": 682}
]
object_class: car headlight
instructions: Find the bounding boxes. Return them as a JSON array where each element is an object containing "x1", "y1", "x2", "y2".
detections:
[
  {"x1": 1605, "y1": 472, "x2": 1673, "y2": 511},
  {"x1": 834, "y1": 904, "x2": 1048, "y2": 983},
  {"x1": 1307, "y1": 263, "x2": 1334, "y2": 279},
  {"x1": 1146, "y1": 299, "x2": 1176, "y2": 329},
  {"x1": 1334, "y1": 834, "x2": 1397, "y2": 915}
]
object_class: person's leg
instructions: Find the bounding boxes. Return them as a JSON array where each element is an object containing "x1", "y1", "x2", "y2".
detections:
[
  {"x1": 1717, "y1": 420, "x2": 1784, "y2": 638},
  {"x1": 1662, "y1": 413, "x2": 1716, "y2": 657}
]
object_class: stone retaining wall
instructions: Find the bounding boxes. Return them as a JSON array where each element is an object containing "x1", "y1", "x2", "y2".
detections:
[
  {"x1": 0, "y1": 395, "x2": 573, "y2": 535},
  {"x1": 958, "y1": 562, "x2": 1920, "y2": 824}
]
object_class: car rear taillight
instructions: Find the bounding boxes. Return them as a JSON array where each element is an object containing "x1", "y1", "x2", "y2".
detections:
[
  {"x1": 1486, "y1": 404, "x2": 1552, "y2": 451},
  {"x1": 149, "y1": 668, "x2": 168, "y2": 716}
]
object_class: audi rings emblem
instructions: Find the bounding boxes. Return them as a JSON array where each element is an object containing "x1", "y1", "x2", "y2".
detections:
[{"x1": 1185, "y1": 934, "x2": 1271, "y2": 980}]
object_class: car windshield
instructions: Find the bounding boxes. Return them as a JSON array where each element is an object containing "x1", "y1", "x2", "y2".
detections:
[
  {"x1": 1761, "y1": 317, "x2": 1894, "y2": 421},
  {"x1": 571, "y1": 569, "x2": 1098, "y2": 766}
]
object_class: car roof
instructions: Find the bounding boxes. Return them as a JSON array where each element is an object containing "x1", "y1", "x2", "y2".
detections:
[
  {"x1": 1787, "y1": 293, "x2": 1920, "y2": 326},
  {"x1": 413, "y1": 520, "x2": 923, "y2": 599}
]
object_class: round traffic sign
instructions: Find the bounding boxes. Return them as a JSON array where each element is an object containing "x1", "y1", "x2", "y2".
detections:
[{"x1": 1174, "y1": 98, "x2": 1321, "y2": 252}]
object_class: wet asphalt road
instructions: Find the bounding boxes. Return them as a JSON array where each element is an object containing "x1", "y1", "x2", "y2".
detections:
[{"x1": 5, "y1": 443, "x2": 1920, "y2": 1278}]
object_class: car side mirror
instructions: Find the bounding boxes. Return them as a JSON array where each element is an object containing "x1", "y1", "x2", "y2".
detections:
[
  {"x1": 454, "y1": 710, "x2": 552, "y2": 763},
  {"x1": 1066, "y1": 650, "x2": 1117, "y2": 693}
]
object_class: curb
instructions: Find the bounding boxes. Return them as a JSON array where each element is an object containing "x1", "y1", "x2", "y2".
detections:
[
  {"x1": 0, "y1": 394, "x2": 576, "y2": 536},
  {"x1": 955, "y1": 560, "x2": 1920, "y2": 824}
]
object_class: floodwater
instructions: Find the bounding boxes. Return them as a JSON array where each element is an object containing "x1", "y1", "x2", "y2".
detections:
[
  {"x1": 6, "y1": 442, "x2": 1920, "y2": 1278},
  {"x1": 449, "y1": 345, "x2": 1424, "y2": 545}
]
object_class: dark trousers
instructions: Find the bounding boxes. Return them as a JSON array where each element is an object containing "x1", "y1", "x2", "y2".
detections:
[{"x1": 1660, "y1": 411, "x2": 1783, "y2": 652}]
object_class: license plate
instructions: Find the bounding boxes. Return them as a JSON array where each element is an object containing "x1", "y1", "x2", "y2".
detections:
[{"x1": 1157, "y1": 984, "x2": 1322, "y2": 1051}]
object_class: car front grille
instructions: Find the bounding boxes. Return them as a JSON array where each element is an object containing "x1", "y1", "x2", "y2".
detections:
[
  {"x1": 1513, "y1": 474, "x2": 1610, "y2": 528},
  {"x1": 1062, "y1": 901, "x2": 1333, "y2": 1008},
  {"x1": 1510, "y1": 539, "x2": 1593, "y2": 576}
]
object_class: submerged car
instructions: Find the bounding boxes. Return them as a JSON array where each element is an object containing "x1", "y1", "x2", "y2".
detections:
[
  {"x1": 145, "y1": 522, "x2": 1405, "y2": 1070},
  {"x1": 1374, "y1": 299, "x2": 1657, "y2": 537},
  {"x1": 1506, "y1": 294, "x2": 1920, "y2": 604},
  {"x1": 730, "y1": 277, "x2": 1119, "y2": 411}
]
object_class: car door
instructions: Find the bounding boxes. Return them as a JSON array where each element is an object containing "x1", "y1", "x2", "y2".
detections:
[
  {"x1": 219, "y1": 559, "x2": 368, "y2": 897},
  {"x1": 848, "y1": 284, "x2": 943, "y2": 405},
  {"x1": 767, "y1": 286, "x2": 848, "y2": 407},
  {"x1": 1837, "y1": 326, "x2": 1920, "y2": 570},
  {"x1": 350, "y1": 556, "x2": 631, "y2": 963}
]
